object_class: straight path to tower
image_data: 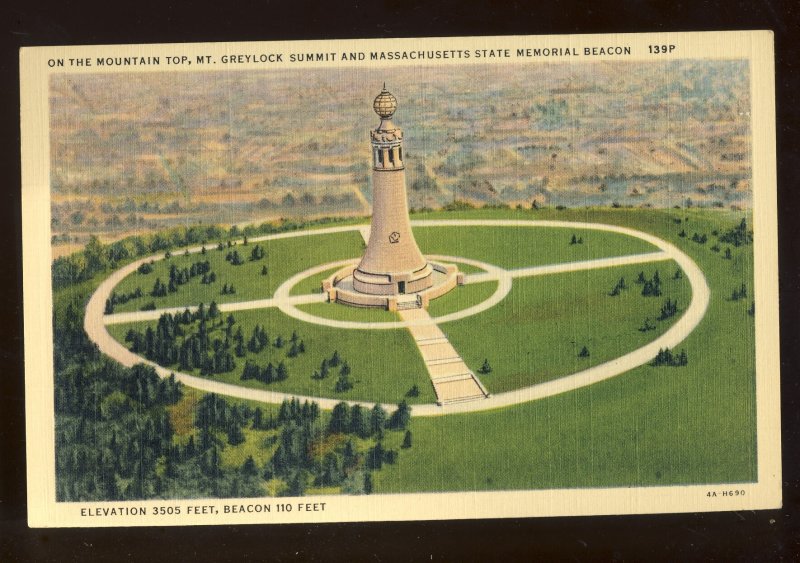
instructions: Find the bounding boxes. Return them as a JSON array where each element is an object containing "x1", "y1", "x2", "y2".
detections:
[
  {"x1": 88, "y1": 220, "x2": 710, "y2": 416},
  {"x1": 352, "y1": 226, "x2": 490, "y2": 405},
  {"x1": 398, "y1": 308, "x2": 489, "y2": 405}
]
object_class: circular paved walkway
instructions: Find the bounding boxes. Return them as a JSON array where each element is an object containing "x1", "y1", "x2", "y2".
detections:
[{"x1": 85, "y1": 219, "x2": 709, "y2": 416}]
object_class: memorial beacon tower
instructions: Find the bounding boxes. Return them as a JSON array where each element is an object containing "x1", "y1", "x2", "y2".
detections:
[
  {"x1": 323, "y1": 86, "x2": 462, "y2": 311},
  {"x1": 352, "y1": 86, "x2": 434, "y2": 295}
]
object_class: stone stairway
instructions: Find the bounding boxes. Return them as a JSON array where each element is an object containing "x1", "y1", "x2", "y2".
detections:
[
  {"x1": 396, "y1": 295, "x2": 422, "y2": 310},
  {"x1": 398, "y1": 308, "x2": 489, "y2": 405}
]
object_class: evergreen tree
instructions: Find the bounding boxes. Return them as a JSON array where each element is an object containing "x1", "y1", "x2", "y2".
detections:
[
  {"x1": 328, "y1": 402, "x2": 350, "y2": 434},
  {"x1": 261, "y1": 265, "x2": 268, "y2": 276},
  {"x1": 388, "y1": 400, "x2": 411, "y2": 430},
  {"x1": 260, "y1": 363, "x2": 275, "y2": 383},
  {"x1": 370, "y1": 404, "x2": 387, "y2": 435},
  {"x1": 366, "y1": 442, "x2": 385, "y2": 470},
  {"x1": 334, "y1": 372, "x2": 353, "y2": 392},
  {"x1": 578, "y1": 346, "x2": 590, "y2": 358},
  {"x1": 401, "y1": 430, "x2": 413, "y2": 449},
  {"x1": 276, "y1": 361, "x2": 288, "y2": 381},
  {"x1": 406, "y1": 384, "x2": 420, "y2": 398},
  {"x1": 104, "y1": 299, "x2": 114, "y2": 314},
  {"x1": 286, "y1": 471, "x2": 306, "y2": 496},
  {"x1": 479, "y1": 359, "x2": 492, "y2": 374},
  {"x1": 364, "y1": 472, "x2": 373, "y2": 495},
  {"x1": 639, "y1": 318, "x2": 656, "y2": 332},
  {"x1": 241, "y1": 456, "x2": 258, "y2": 477},
  {"x1": 349, "y1": 405, "x2": 370, "y2": 438},
  {"x1": 343, "y1": 440, "x2": 358, "y2": 468},
  {"x1": 252, "y1": 407, "x2": 264, "y2": 430},
  {"x1": 658, "y1": 299, "x2": 678, "y2": 320},
  {"x1": 250, "y1": 245, "x2": 264, "y2": 261},
  {"x1": 151, "y1": 278, "x2": 167, "y2": 297},
  {"x1": 227, "y1": 421, "x2": 245, "y2": 446}
]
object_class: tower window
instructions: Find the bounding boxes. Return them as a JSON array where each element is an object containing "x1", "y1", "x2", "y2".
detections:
[
  {"x1": 388, "y1": 148, "x2": 395, "y2": 165},
  {"x1": 399, "y1": 147, "x2": 403, "y2": 162},
  {"x1": 378, "y1": 150, "x2": 384, "y2": 167}
]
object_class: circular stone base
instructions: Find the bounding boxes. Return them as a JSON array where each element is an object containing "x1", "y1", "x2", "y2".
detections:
[{"x1": 323, "y1": 261, "x2": 464, "y2": 311}]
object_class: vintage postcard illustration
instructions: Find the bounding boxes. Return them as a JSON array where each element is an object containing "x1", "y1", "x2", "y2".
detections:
[{"x1": 20, "y1": 31, "x2": 780, "y2": 527}]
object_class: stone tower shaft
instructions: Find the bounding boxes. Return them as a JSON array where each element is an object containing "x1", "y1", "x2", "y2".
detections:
[{"x1": 353, "y1": 87, "x2": 433, "y2": 295}]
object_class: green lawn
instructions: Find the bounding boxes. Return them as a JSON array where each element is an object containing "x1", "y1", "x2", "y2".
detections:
[
  {"x1": 111, "y1": 230, "x2": 364, "y2": 312},
  {"x1": 297, "y1": 302, "x2": 399, "y2": 323},
  {"x1": 100, "y1": 206, "x2": 757, "y2": 494},
  {"x1": 289, "y1": 266, "x2": 343, "y2": 296},
  {"x1": 427, "y1": 281, "x2": 499, "y2": 318},
  {"x1": 441, "y1": 263, "x2": 690, "y2": 393},
  {"x1": 414, "y1": 225, "x2": 658, "y2": 269},
  {"x1": 108, "y1": 306, "x2": 435, "y2": 405},
  {"x1": 373, "y1": 207, "x2": 756, "y2": 493}
]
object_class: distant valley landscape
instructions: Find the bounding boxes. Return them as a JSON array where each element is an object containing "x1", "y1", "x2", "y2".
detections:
[{"x1": 49, "y1": 60, "x2": 751, "y2": 256}]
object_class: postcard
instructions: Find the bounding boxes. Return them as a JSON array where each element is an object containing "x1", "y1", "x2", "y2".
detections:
[{"x1": 20, "y1": 30, "x2": 780, "y2": 527}]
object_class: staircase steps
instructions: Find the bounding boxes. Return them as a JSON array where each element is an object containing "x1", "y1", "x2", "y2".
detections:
[{"x1": 439, "y1": 394, "x2": 487, "y2": 406}]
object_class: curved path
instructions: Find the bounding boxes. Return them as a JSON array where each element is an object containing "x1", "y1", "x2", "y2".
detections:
[{"x1": 85, "y1": 220, "x2": 710, "y2": 416}]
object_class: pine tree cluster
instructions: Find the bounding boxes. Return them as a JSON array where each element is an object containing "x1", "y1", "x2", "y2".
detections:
[
  {"x1": 657, "y1": 298, "x2": 679, "y2": 320},
  {"x1": 225, "y1": 250, "x2": 244, "y2": 266},
  {"x1": 105, "y1": 287, "x2": 144, "y2": 313},
  {"x1": 730, "y1": 283, "x2": 748, "y2": 301},
  {"x1": 608, "y1": 276, "x2": 628, "y2": 296},
  {"x1": 638, "y1": 270, "x2": 662, "y2": 297},
  {"x1": 240, "y1": 359, "x2": 288, "y2": 384},
  {"x1": 718, "y1": 218, "x2": 753, "y2": 247},
  {"x1": 125, "y1": 306, "x2": 236, "y2": 376},
  {"x1": 651, "y1": 347, "x2": 688, "y2": 367},
  {"x1": 249, "y1": 245, "x2": 266, "y2": 261}
]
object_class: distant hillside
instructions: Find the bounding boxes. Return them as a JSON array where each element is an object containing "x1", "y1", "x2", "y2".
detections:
[{"x1": 49, "y1": 60, "x2": 751, "y2": 254}]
